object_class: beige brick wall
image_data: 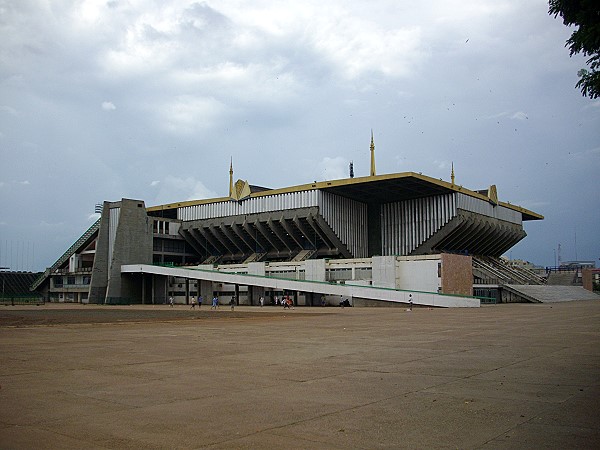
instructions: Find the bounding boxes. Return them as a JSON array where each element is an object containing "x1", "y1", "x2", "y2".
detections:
[
  {"x1": 441, "y1": 253, "x2": 473, "y2": 296},
  {"x1": 582, "y1": 269, "x2": 599, "y2": 292}
]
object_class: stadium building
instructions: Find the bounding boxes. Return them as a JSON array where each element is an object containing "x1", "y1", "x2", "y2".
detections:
[{"x1": 32, "y1": 140, "x2": 544, "y2": 307}]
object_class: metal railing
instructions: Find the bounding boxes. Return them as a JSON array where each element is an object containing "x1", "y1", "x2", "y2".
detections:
[{"x1": 0, "y1": 295, "x2": 45, "y2": 306}]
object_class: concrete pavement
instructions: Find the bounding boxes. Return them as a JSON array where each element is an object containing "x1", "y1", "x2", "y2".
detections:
[{"x1": 1, "y1": 301, "x2": 599, "y2": 449}]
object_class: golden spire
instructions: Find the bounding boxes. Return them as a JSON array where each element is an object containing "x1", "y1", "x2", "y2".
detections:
[
  {"x1": 229, "y1": 158, "x2": 234, "y2": 198},
  {"x1": 451, "y1": 162, "x2": 455, "y2": 185},
  {"x1": 370, "y1": 130, "x2": 376, "y2": 177}
]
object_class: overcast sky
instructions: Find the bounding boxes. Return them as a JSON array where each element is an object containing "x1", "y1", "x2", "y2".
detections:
[{"x1": 1, "y1": 0, "x2": 599, "y2": 272}]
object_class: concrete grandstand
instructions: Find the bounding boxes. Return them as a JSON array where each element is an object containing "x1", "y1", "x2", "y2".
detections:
[{"x1": 32, "y1": 151, "x2": 546, "y2": 307}]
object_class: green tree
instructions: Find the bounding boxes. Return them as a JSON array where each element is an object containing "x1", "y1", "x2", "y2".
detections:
[{"x1": 549, "y1": 0, "x2": 600, "y2": 99}]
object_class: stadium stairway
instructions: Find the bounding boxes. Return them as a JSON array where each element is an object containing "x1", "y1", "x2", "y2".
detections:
[{"x1": 504, "y1": 285, "x2": 598, "y2": 303}]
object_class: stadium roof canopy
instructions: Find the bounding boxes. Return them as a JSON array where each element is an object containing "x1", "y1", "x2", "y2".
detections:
[{"x1": 147, "y1": 171, "x2": 543, "y2": 222}]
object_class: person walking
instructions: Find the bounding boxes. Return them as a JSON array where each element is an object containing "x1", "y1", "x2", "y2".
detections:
[
  {"x1": 229, "y1": 296, "x2": 235, "y2": 311},
  {"x1": 198, "y1": 295, "x2": 203, "y2": 308},
  {"x1": 190, "y1": 296, "x2": 196, "y2": 309},
  {"x1": 169, "y1": 296, "x2": 174, "y2": 307},
  {"x1": 211, "y1": 296, "x2": 218, "y2": 309},
  {"x1": 259, "y1": 296, "x2": 264, "y2": 307}
]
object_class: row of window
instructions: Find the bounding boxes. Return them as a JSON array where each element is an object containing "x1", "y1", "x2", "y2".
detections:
[
  {"x1": 153, "y1": 239, "x2": 186, "y2": 253},
  {"x1": 53, "y1": 276, "x2": 90, "y2": 287}
]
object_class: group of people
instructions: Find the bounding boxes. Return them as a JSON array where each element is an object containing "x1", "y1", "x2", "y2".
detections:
[
  {"x1": 189, "y1": 295, "x2": 203, "y2": 309},
  {"x1": 168, "y1": 295, "x2": 220, "y2": 308},
  {"x1": 275, "y1": 295, "x2": 294, "y2": 309},
  {"x1": 167, "y1": 294, "x2": 298, "y2": 309}
]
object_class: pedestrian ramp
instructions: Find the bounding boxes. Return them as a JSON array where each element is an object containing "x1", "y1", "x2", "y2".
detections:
[
  {"x1": 122, "y1": 264, "x2": 480, "y2": 308},
  {"x1": 504, "y1": 285, "x2": 599, "y2": 303}
]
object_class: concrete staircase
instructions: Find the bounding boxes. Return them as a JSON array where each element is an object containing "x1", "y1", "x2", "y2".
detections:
[
  {"x1": 202, "y1": 255, "x2": 222, "y2": 265},
  {"x1": 243, "y1": 252, "x2": 266, "y2": 263},
  {"x1": 546, "y1": 271, "x2": 578, "y2": 286},
  {"x1": 504, "y1": 285, "x2": 598, "y2": 303},
  {"x1": 473, "y1": 256, "x2": 545, "y2": 285},
  {"x1": 292, "y1": 249, "x2": 316, "y2": 262}
]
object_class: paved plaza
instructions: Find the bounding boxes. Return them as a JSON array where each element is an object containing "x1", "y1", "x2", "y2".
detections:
[{"x1": 1, "y1": 300, "x2": 599, "y2": 449}]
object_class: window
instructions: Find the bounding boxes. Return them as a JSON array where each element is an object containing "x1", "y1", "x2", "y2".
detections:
[
  {"x1": 67, "y1": 276, "x2": 76, "y2": 285},
  {"x1": 54, "y1": 277, "x2": 63, "y2": 287}
]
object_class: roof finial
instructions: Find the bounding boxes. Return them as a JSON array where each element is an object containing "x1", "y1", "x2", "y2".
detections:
[
  {"x1": 370, "y1": 130, "x2": 376, "y2": 177},
  {"x1": 451, "y1": 162, "x2": 455, "y2": 185},
  {"x1": 229, "y1": 157, "x2": 234, "y2": 198}
]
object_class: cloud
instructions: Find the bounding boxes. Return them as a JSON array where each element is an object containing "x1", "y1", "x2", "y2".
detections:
[
  {"x1": 315, "y1": 157, "x2": 349, "y2": 181},
  {"x1": 40, "y1": 220, "x2": 65, "y2": 228},
  {"x1": 433, "y1": 159, "x2": 448, "y2": 170},
  {"x1": 151, "y1": 176, "x2": 219, "y2": 205},
  {"x1": 0, "y1": 105, "x2": 18, "y2": 116},
  {"x1": 511, "y1": 111, "x2": 528, "y2": 120},
  {"x1": 0, "y1": 0, "x2": 598, "y2": 270},
  {"x1": 158, "y1": 95, "x2": 228, "y2": 134}
]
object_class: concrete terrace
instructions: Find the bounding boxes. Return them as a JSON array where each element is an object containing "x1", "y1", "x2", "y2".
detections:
[{"x1": 1, "y1": 300, "x2": 599, "y2": 449}]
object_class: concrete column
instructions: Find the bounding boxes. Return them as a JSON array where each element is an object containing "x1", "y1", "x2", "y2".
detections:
[
  {"x1": 151, "y1": 274, "x2": 155, "y2": 305},
  {"x1": 141, "y1": 274, "x2": 145, "y2": 305}
]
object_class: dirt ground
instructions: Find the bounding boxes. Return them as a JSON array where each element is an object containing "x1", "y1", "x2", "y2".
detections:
[
  {"x1": 1, "y1": 301, "x2": 599, "y2": 449},
  {"x1": 0, "y1": 304, "x2": 320, "y2": 327}
]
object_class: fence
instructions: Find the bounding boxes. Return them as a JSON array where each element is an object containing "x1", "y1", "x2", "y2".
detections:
[{"x1": 0, "y1": 295, "x2": 45, "y2": 306}]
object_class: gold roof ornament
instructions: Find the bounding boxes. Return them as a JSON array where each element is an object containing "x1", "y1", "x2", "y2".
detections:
[
  {"x1": 488, "y1": 184, "x2": 498, "y2": 205},
  {"x1": 370, "y1": 130, "x2": 376, "y2": 177},
  {"x1": 229, "y1": 158, "x2": 234, "y2": 198},
  {"x1": 233, "y1": 179, "x2": 252, "y2": 201}
]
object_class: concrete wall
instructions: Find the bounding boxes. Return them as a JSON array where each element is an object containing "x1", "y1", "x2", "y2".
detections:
[
  {"x1": 106, "y1": 199, "x2": 153, "y2": 303},
  {"x1": 305, "y1": 259, "x2": 326, "y2": 282},
  {"x1": 582, "y1": 269, "x2": 600, "y2": 292},
  {"x1": 440, "y1": 253, "x2": 473, "y2": 296},
  {"x1": 501, "y1": 289, "x2": 529, "y2": 303},
  {"x1": 89, "y1": 202, "x2": 111, "y2": 303},
  {"x1": 396, "y1": 257, "x2": 440, "y2": 292},
  {"x1": 372, "y1": 256, "x2": 396, "y2": 288}
]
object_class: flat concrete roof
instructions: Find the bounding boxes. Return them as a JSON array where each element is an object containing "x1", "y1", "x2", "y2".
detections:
[{"x1": 1, "y1": 300, "x2": 598, "y2": 448}]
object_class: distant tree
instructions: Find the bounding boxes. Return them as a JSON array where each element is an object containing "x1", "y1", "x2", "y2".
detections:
[{"x1": 549, "y1": 0, "x2": 600, "y2": 99}]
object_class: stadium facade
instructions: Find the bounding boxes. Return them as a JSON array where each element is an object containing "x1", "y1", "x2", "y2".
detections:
[{"x1": 32, "y1": 147, "x2": 544, "y2": 307}]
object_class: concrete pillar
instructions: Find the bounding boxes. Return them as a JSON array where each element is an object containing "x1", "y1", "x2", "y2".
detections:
[
  {"x1": 367, "y1": 202, "x2": 382, "y2": 257},
  {"x1": 141, "y1": 274, "x2": 146, "y2": 305}
]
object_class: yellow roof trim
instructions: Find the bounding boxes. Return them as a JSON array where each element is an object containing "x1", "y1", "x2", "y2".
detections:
[
  {"x1": 146, "y1": 171, "x2": 543, "y2": 220},
  {"x1": 146, "y1": 196, "x2": 232, "y2": 212}
]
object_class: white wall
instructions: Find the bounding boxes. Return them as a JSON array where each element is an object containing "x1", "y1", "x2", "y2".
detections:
[
  {"x1": 396, "y1": 258, "x2": 440, "y2": 292},
  {"x1": 372, "y1": 256, "x2": 396, "y2": 288}
]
